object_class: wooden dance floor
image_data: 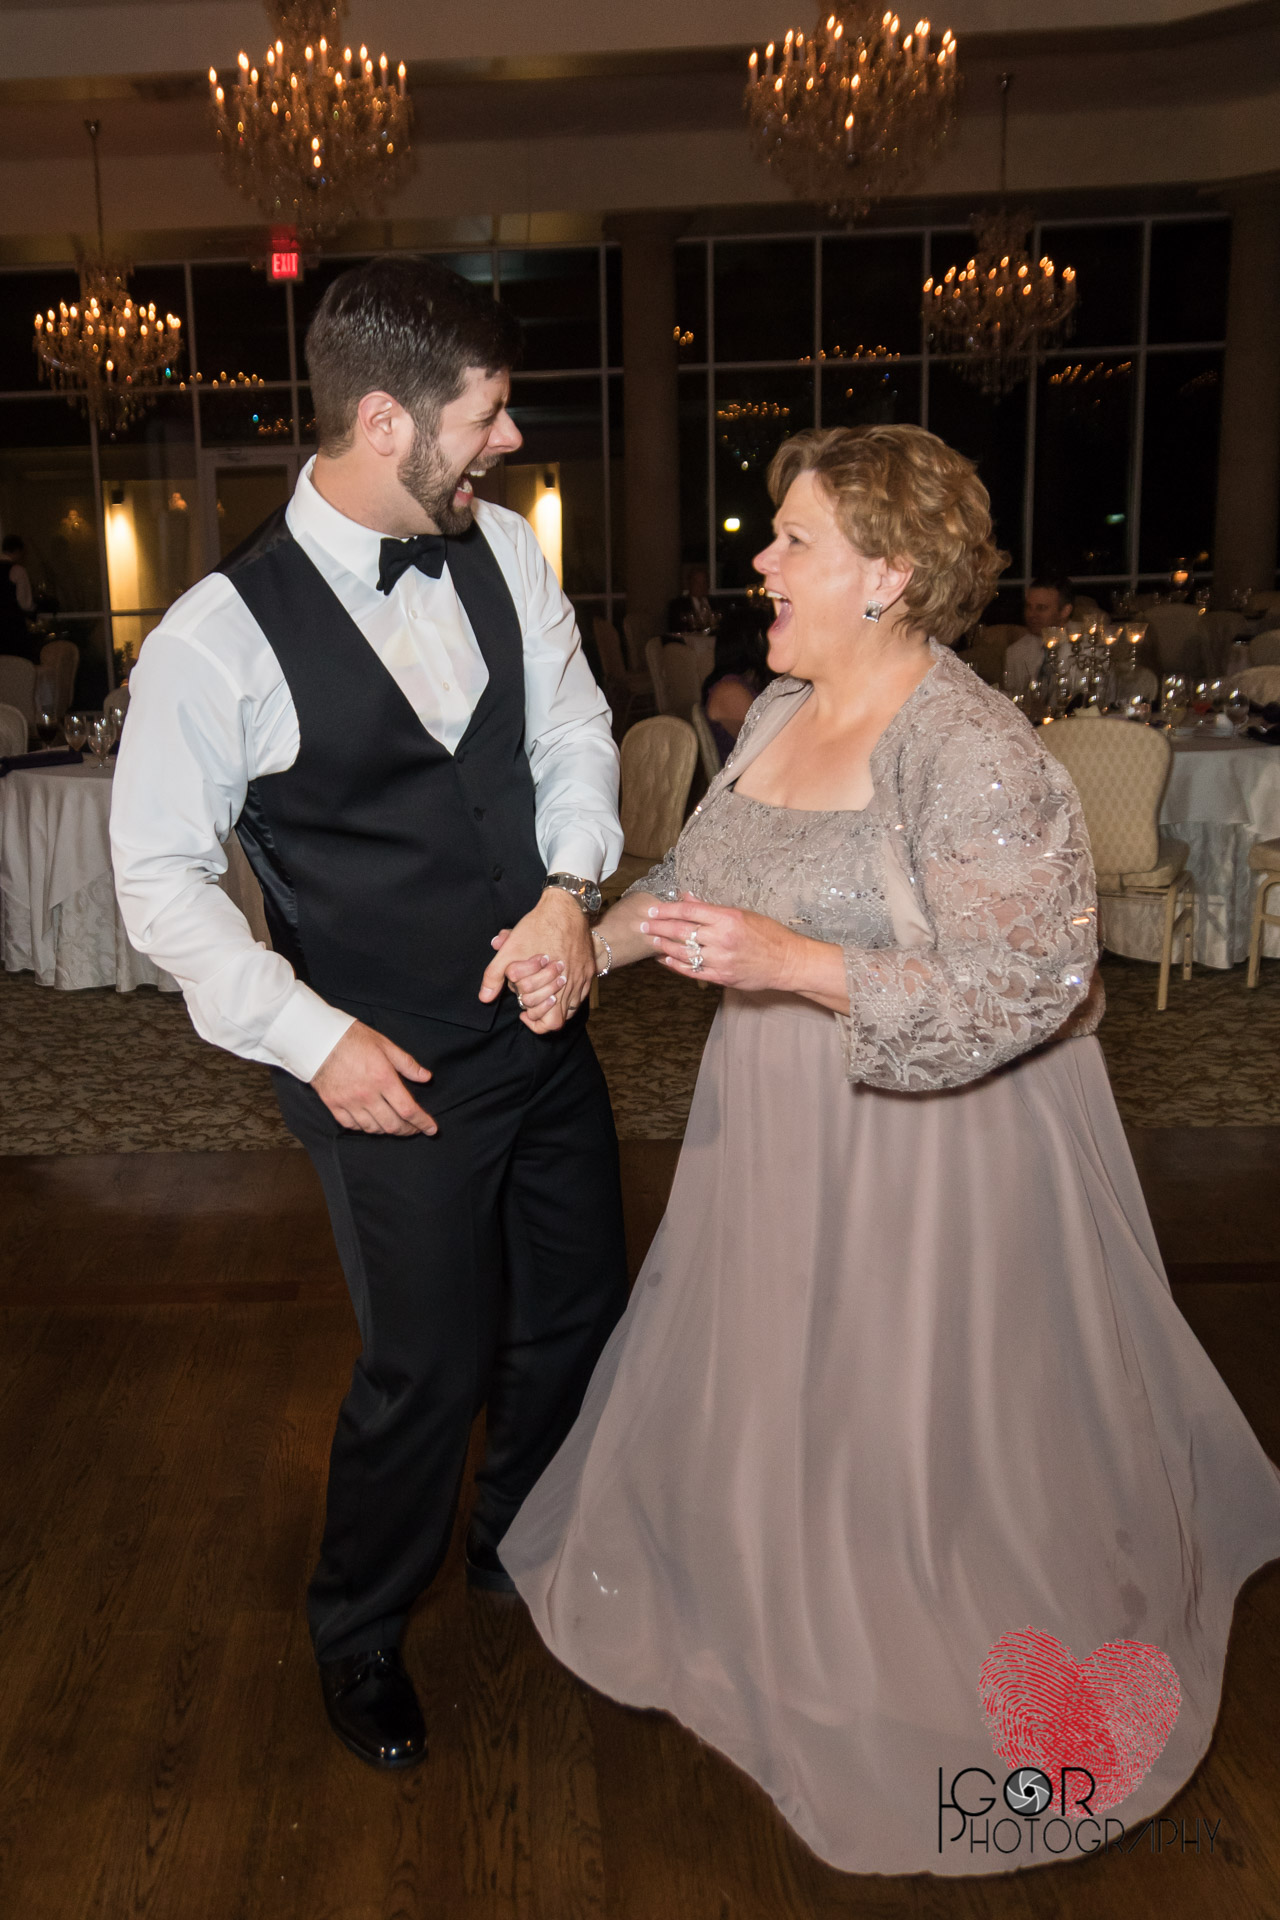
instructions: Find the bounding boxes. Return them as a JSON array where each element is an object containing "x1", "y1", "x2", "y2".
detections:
[{"x1": 1, "y1": 1133, "x2": 1279, "y2": 1919}]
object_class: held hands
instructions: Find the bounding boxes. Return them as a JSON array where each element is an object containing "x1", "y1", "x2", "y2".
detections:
[
  {"x1": 641, "y1": 892, "x2": 807, "y2": 993},
  {"x1": 311, "y1": 1020, "x2": 437, "y2": 1136},
  {"x1": 479, "y1": 887, "x2": 596, "y2": 1033}
]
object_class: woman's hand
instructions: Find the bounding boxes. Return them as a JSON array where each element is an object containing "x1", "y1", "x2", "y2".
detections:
[{"x1": 641, "y1": 893, "x2": 810, "y2": 993}]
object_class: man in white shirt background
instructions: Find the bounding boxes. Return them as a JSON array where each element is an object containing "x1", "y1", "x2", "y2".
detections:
[
  {"x1": 1002, "y1": 574, "x2": 1076, "y2": 694},
  {"x1": 110, "y1": 257, "x2": 629, "y2": 1773}
]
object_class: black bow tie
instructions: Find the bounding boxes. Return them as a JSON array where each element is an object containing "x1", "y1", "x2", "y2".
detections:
[{"x1": 377, "y1": 532, "x2": 448, "y2": 595}]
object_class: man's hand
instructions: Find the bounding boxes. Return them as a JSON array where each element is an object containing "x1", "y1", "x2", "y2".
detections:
[
  {"x1": 480, "y1": 887, "x2": 596, "y2": 1033},
  {"x1": 311, "y1": 1021, "x2": 437, "y2": 1135}
]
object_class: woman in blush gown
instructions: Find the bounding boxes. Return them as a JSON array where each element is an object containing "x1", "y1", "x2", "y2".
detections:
[{"x1": 499, "y1": 426, "x2": 1280, "y2": 1877}]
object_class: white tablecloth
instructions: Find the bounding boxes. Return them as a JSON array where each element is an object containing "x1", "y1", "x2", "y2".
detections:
[
  {"x1": 1099, "y1": 734, "x2": 1280, "y2": 968},
  {"x1": 0, "y1": 759, "x2": 267, "y2": 991}
]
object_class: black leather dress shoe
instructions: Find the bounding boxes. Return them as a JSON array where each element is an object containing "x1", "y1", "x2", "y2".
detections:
[
  {"x1": 319, "y1": 1647, "x2": 426, "y2": 1769},
  {"x1": 465, "y1": 1532, "x2": 517, "y2": 1594}
]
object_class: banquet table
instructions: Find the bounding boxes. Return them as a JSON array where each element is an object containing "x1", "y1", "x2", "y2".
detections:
[
  {"x1": 1099, "y1": 732, "x2": 1280, "y2": 969},
  {"x1": 0, "y1": 757, "x2": 267, "y2": 991}
]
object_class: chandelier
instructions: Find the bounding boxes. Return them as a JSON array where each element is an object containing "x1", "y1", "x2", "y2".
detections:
[
  {"x1": 923, "y1": 74, "x2": 1077, "y2": 397},
  {"x1": 745, "y1": 7, "x2": 958, "y2": 221},
  {"x1": 210, "y1": 0, "x2": 412, "y2": 244},
  {"x1": 32, "y1": 121, "x2": 184, "y2": 432}
]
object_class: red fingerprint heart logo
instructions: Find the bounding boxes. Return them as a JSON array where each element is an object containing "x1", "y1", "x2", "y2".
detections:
[{"x1": 980, "y1": 1629, "x2": 1181, "y2": 1814}]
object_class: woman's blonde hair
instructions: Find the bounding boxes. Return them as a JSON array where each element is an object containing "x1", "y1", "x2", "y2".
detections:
[{"x1": 767, "y1": 424, "x2": 1008, "y2": 641}]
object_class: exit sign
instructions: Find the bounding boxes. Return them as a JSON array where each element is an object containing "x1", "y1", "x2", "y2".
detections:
[{"x1": 270, "y1": 250, "x2": 300, "y2": 281}]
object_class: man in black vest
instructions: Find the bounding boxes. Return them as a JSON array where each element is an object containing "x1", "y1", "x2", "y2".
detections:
[{"x1": 111, "y1": 258, "x2": 629, "y2": 1770}]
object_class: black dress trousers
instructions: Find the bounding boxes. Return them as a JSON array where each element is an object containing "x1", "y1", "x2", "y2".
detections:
[{"x1": 272, "y1": 996, "x2": 628, "y2": 1663}]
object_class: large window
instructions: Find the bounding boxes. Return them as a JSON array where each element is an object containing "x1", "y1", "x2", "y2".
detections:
[
  {"x1": 674, "y1": 216, "x2": 1230, "y2": 607},
  {"x1": 0, "y1": 217, "x2": 1233, "y2": 690},
  {"x1": 0, "y1": 244, "x2": 621, "y2": 688}
]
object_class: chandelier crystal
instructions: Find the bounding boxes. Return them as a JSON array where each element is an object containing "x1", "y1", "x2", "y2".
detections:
[
  {"x1": 923, "y1": 75, "x2": 1078, "y2": 397},
  {"x1": 32, "y1": 121, "x2": 184, "y2": 432},
  {"x1": 210, "y1": 0, "x2": 412, "y2": 243},
  {"x1": 745, "y1": 7, "x2": 958, "y2": 221}
]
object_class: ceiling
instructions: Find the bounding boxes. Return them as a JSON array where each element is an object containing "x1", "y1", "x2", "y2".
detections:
[{"x1": 0, "y1": 0, "x2": 1276, "y2": 254}]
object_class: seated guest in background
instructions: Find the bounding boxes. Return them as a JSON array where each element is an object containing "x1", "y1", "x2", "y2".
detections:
[
  {"x1": 667, "y1": 563, "x2": 718, "y2": 634},
  {"x1": 1, "y1": 533, "x2": 38, "y2": 662},
  {"x1": 1003, "y1": 573, "x2": 1075, "y2": 693},
  {"x1": 701, "y1": 604, "x2": 775, "y2": 764}
]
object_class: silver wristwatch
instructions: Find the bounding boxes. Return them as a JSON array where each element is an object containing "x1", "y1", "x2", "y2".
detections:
[{"x1": 544, "y1": 871, "x2": 603, "y2": 917}]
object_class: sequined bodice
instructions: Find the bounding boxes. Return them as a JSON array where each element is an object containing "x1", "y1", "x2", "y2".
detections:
[
  {"x1": 676, "y1": 789, "x2": 896, "y2": 949},
  {"x1": 626, "y1": 642, "x2": 1102, "y2": 1094}
]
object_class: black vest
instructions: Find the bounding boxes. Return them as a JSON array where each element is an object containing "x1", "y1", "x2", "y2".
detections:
[{"x1": 220, "y1": 508, "x2": 547, "y2": 1031}]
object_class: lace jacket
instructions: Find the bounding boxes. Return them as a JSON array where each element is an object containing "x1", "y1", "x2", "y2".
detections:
[{"x1": 627, "y1": 642, "x2": 1102, "y2": 1093}]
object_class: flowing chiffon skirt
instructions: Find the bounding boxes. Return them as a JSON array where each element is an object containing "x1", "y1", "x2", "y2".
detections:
[{"x1": 501, "y1": 990, "x2": 1280, "y2": 1876}]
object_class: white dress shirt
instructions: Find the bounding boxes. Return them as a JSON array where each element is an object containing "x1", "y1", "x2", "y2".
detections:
[
  {"x1": 8, "y1": 562, "x2": 34, "y2": 613},
  {"x1": 110, "y1": 461, "x2": 622, "y2": 1083},
  {"x1": 1002, "y1": 631, "x2": 1044, "y2": 693}
]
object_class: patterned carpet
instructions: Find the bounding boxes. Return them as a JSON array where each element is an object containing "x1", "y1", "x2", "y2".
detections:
[{"x1": 1, "y1": 952, "x2": 1278, "y2": 1156}]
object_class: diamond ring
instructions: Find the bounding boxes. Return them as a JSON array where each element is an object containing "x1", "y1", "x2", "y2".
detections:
[{"x1": 685, "y1": 930, "x2": 705, "y2": 973}]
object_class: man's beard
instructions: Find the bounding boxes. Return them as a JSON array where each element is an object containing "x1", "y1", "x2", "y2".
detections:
[{"x1": 398, "y1": 423, "x2": 495, "y2": 536}]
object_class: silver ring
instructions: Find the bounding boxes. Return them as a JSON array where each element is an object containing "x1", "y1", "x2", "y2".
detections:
[
  {"x1": 685, "y1": 931, "x2": 705, "y2": 974},
  {"x1": 516, "y1": 993, "x2": 525, "y2": 1009}
]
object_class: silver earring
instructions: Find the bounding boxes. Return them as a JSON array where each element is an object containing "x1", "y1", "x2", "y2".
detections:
[{"x1": 864, "y1": 601, "x2": 884, "y2": 624}]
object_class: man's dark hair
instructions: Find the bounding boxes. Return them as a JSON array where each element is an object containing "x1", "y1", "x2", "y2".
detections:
[
  {"x1": 304, "y1": 254, "x2": 522, "y2": 453},
  {"x1": 1028, "y1": 573, "x2": 1074, "y2": 605},
  {"x1": 1, "y1": 534, "x2": 24, "y2": 556}
]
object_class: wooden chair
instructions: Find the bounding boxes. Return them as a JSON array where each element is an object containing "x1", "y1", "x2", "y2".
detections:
[
  {"x1": 645, "y1": 637, "x2": 705, "y2": 717},
  {"x1": 621, "y1": 612, "x2": 650, "y2": 674},
  {"x1": 39, "y1": 638, "x2": 79, "y2": 718},
  {"x1": 0, "y1": 700, "x2": 27, "y2": 757},
  {"x1": 1246, "y1": 840, "x2": 1280, "y2": 987},
  {"x1": 592, "y1": 616, "x2": 651, "y2": 733},
  {"x1": 1045, "y1": 715, "x2": 1193, "y2": 1010}
]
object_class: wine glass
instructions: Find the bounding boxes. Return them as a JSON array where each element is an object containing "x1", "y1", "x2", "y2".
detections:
[
  {"x1": 1161, "y1": 674, "x2": 1188, "y2": 730},
  {"x1": 34, "y1": 706, "x2": 59, "y2": 749},
  {"x1": 1225, "y1": 684, "x2": 1251, "y2": 733},
  {"x1": 63, "y1": 711, "x2": 87, "y2": 753},
  {"x1": 87, "y1": 715, "x2": 114, "y2": 770}
]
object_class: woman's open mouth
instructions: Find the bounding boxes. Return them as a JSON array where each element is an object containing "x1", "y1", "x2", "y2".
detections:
[{"x1": 768, "y1": 592, "x2": 793, "y2": 634}]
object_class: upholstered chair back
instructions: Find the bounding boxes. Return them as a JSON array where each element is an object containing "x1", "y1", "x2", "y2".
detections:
[
  {"x1": 619, "y1": 715, "x2": 699, "y2": 860},
  {"x1": 1044, "y1": 716, "x2": 1171, "y2": 881}
]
